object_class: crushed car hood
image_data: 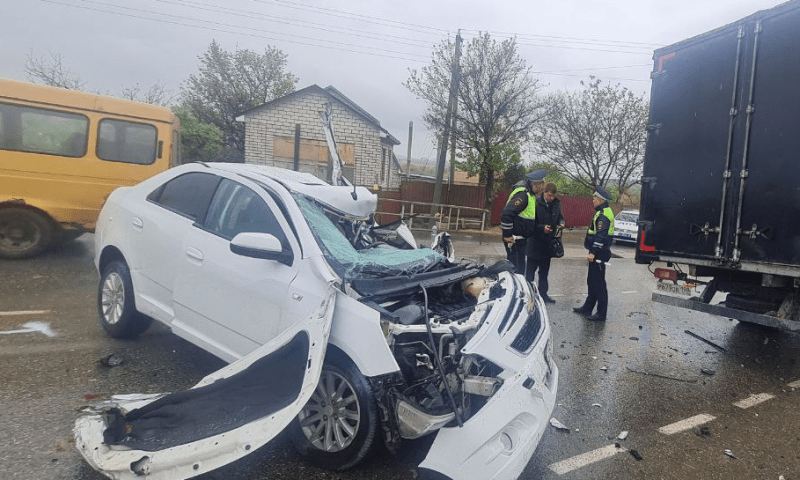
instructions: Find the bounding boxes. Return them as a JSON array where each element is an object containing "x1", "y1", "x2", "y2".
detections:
[{"x1": 74, "y1": 291, "x2": 336, "y2": 480}]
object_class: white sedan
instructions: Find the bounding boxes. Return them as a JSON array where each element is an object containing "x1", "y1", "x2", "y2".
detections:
[{"x1": 74, "y1": 162, "x2": 558, "y2": 480}]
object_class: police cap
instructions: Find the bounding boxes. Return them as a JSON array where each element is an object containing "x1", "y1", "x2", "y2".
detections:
[
  {"x1": 525, "y1": 169, "x2": 548, "y2": 183},
  {"x1": 593, "y1": 185, "x2": 612, "y2": 201}
]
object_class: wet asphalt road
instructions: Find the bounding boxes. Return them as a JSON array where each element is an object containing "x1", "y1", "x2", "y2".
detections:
[{"x1": 0, "y1": 234, "x2": 798, "y2": 480}]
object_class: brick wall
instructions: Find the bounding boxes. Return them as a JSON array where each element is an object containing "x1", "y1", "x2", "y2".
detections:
[{"x1": 243, "y1": 89, "x2": 399, "y2": 189}]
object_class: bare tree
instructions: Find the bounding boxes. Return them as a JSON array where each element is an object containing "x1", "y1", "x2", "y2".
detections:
[
  {"x1": 24, "y1": 51, "x2": 86, "y2": 90},
  {"x1": 531, "y1": 78, "x2": 648, "y2": 201},
  {"x1": 121, "y1": 82, "x2": 175, "y2": 106},
  {"x1": 406, "y1": 33, "x2": 548, "y2": 208}
]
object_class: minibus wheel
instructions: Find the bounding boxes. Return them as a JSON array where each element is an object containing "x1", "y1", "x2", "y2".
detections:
[{"x1": 0, "y1": 207, "x2": 54, "y2": 259}]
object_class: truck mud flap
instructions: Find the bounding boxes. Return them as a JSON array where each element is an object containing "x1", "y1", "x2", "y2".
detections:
[{"x1": 652, "y1": 292, "x2": 800, "y2": 332}]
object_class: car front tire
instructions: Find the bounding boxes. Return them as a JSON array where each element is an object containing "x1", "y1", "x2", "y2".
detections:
[
  {"x1": 97, "y1": 260, "x2": 152, "y2": 338},
  {"x1": 289, "y1": 352, "x2": 380, "y2": 471}
]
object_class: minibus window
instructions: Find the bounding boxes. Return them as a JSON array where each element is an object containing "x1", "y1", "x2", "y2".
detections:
[
  {"x1": 0, "y1": 102, "x2": 88, "y2": 157},
  {"x1": 97, "y1": 119, "x2": 157, "y2": 165}
]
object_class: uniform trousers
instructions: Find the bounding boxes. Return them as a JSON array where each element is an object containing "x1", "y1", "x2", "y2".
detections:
[{"x1": 584, "y1": 261, "x2": 608, "y2": 317}]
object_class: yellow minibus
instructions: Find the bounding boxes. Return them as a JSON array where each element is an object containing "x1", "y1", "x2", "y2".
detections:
[{"x1": 0, "y1": 78, "x2": 181, "y2": 258}]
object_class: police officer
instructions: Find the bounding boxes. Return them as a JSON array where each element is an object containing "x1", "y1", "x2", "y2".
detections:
[
  {"x1": 573, "y1": 186, "x2": 614, "y2": 321},
  {"x1": 501, "y1": 169, "x2": 547, "y2": 274}
]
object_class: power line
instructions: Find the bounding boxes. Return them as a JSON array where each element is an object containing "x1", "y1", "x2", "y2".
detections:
[
  {"x1": 38, "y1": 0, "x2": 432, "y2": 62},
  {"x1": 158, "y1": 0, "x2": 433, "y2": 48}
]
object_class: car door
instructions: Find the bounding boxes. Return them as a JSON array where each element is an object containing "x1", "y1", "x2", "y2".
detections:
[
  {"x1": 128, "y1": 172, "x2": 221, "y2": 323},
  {"x1": 171, "y1": 177, "x2": 331, "y2": 362}
]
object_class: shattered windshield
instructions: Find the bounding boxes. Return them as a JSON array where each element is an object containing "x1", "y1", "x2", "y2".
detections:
[{"x1": 292, "y1": 193, "x2": 446, "y2": 278}]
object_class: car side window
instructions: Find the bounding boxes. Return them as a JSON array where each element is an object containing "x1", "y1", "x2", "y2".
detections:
[
  {"x1": 148, "y1": 172, "x2": 221, "y2": 222},
  {"x1": 204, "y1": 179, "x2": 288, "y2": 244}
]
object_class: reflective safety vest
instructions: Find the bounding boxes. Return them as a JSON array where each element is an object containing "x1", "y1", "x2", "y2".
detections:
[
  {"x1": 589, "y1": 207, "x2": 615, "y2": 236},
  {"x1": 506, "y1": 186, "x2": 536, "y2": 219}
]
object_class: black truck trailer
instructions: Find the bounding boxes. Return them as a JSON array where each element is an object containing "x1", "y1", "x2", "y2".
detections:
[{"x1": 636, "y1": 0, "x2": 800, "y2": 332}]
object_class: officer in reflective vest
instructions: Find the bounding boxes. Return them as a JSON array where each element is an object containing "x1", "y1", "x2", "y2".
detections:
[
  {"x1": 573, "y1": 185, "x2": 615, "y2": 321},
  {"x1": 501, "y1": 169, "x2": 547, "y2": 274}
]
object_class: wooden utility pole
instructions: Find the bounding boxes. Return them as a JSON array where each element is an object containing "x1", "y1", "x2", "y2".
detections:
[
  {"x1": 405, "y1": 121, "x2": 413, "y2": 180},
  {"x1": 293, "y1": 124, "x2": 301, "y2": 171},
  {"x1": 431, "y1": 31, "x2": 462, "y2": 214}
]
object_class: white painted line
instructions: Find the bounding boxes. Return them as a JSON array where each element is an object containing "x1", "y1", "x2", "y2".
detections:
[
  {"x1": 657, "y1": 414, "x2": 716, "y2": 435},
  {"x1": 787, "y1": 379, "x2": 800, "y2": 389},
  {"x1": 621, "y1": 291, "x2": 638, "y2": 294},
  {"x1": 0, "y1": 321, "x2": 56, "y2": 337},
  {"x1": 548, "y1": 445, "x2": 621, "y2": 475},
  {"x1": 733, "y1": 393, "x2": 775, "y2": 409},
  {"x1": 0, "y1": 310, "x2": 51, "y2": 317}
]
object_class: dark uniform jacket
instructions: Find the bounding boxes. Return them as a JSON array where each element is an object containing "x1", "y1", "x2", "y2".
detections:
[
  {"x1": 500, "y1": 189, "x2": 537, "y2": 239},
  {"x1": 529, "y1": 194, "x2": 564, "y2": 260},
  {"x1": 584, "y1": 201, "x2": 613, "y2": 263}
]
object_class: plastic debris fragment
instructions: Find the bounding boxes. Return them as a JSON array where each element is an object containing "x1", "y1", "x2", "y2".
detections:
[
  {"x1": 723, "y1": 449, "x2": 737, "y2": 459},
  {"x1": 617, "y1": 431, "x2": 628, "y2": 440},
  {"x1": 592, "y1": 403, "x2": 602, "y2": 407},
  {"x1": 701, "y1": 368, "x2": 716, "y2": 376},
  {"x1": 100, "y1": 353, "x2": 123, "y2": 368},
  {"x1": 549, "y1": 418, "x2": 570, "y2": 432},
  {"x1": 600, "y1": 366, "x2": 608, "y2": 371}
]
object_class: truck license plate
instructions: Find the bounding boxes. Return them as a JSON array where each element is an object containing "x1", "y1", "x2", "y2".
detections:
[{"x1": 656, "y1": 282, "x2": 691, "y2": 296}]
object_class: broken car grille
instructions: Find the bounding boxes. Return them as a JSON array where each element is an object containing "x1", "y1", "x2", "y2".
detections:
[{"x1": 509, "y1": 306, "x2": 543, "y2": 353}]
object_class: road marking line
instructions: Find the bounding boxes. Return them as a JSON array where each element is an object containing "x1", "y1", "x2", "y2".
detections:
[
  {"x1": 658, "y1": 414, "x2": 716, "y2": 435},
  {"x1": 0, "y1": 321, "x2": 56, "y2": 337},
  {"x1": 788, "y1": 379, "x2": 800, "y2": 389},
  {"x1": 548, "y1": 445, "x2": 621, "y2": 475},
  {"x1": 733, "y1": 393, "x2": 775, "y2": 409},
  {"x1": 0, "y1": 310, "x2": 51, "y2": 317},
  {"x1": 621, "y1": 291, "x2": 638, "y2": 294}
]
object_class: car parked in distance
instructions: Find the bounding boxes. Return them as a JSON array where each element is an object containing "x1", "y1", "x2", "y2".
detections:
[
  {"x1": 613, "y1": 209, "x2": 639, "y2": 245},
  {"x1": 74, "y1": 163, "x2": 558, "y2": 480}
]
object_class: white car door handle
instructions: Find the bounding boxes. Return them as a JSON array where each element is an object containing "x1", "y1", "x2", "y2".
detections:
[
  {"x1": 131, "y1": 217, "x2": 144, "y2": 230},
  {"x1": 186, "y1": 247, "x2": 204, "y2": 264}
]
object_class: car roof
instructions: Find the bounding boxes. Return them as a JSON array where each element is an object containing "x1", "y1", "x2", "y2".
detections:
[{"x1": 193, "y1": 162, "x2": 377, "y2": 220}]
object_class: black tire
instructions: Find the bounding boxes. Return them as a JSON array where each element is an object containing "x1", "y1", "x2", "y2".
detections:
[
  {"x1": 725, "y1": 293, "x2": 781, "y2": 314},
  {"x1": 289, "y1": 352, "x2": 380, "y2": 471},
  {"x1": 0, "y1": 207, "x2": 55, "y2": 259},
  {"x1": 97, "y1": 260, "x2": 152, "y2": 338}
]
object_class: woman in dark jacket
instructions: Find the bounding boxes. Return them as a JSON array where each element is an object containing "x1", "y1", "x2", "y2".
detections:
[{"x1": 526, "y1": 182, "x2": 565, "y2": 303}]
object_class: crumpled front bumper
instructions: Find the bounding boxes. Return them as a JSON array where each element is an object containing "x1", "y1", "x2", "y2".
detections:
[{"x1": 419, "y1": 273, "x2": 559, "y2": 480}]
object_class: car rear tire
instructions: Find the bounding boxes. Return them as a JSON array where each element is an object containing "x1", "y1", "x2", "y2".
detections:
[
  {"x1": 0, "y1": 207, "x2": 54, "y2": 259},
  {"x1": 98, "y1": 260, "x2": 152, "y2": 338},
  {"x1": 289, "y1": 352, "x2": 380, "y2": 471}
]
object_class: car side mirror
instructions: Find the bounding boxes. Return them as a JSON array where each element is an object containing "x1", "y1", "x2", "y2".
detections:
[{"x1": 230, "y1": 232, "x2": 293, "y2": 266}]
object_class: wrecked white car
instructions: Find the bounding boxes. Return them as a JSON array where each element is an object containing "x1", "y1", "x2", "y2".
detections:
[{"x1": 75, "y1": 162, "x2": 558, "y2": 480}]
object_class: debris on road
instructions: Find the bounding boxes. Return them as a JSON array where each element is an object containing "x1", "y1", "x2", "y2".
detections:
[
  {"x1": 685, "y1": 330, "x2": 727, "y2": 352},
  {"x1": 592, "y1": 403, "x2": 602, "y2": 407},
  {"x1": 600, "y1": 366, "x2": 608, "y2": 371},
  {"x1": 625, "y1": 365, "x2": 698, "y2": 383},
  {"x1": 99, "y1": 353, "x2": 123, "y2": 368},
  {"x1": 723, "y1": 449, "x2": 737, "y2": 459},
  {"x1": 630, "y1": 449, "x2": 643, "y2": 461},
  {"x1": 549, "y1": 418, "x2": 570, "y2": 432},
  {"x1": 617, "y1": 431, "x2": 629, "y2": 440},
  {"x1": 700, "y1": 368, "x2": 716, "y2": 376}
]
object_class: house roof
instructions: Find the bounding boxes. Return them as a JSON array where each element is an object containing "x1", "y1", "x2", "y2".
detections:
[{"x1": 236, "y1": 84, "x2": 400, "y2": 145}]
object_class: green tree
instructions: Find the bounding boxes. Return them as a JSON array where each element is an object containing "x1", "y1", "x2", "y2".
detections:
[
  {"x1": 531, "y1": 78, "x2": 648, "y2": 201},
  {"x1": 405, "y1": 33, "x2": 548, "y2": 209},
  {"x1": 173, "y1": 106, "x2": 223, "y2": 163},
  {"x1": 181, "y1": 41, "x2": 298, "y2": 161}
]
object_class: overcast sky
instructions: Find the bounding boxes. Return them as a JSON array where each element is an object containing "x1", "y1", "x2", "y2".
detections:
[{"x1": 1, "y1": 0, "x2": 789, "y2": 164}]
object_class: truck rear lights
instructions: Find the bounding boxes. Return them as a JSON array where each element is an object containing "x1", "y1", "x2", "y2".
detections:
[{"x1": 654, "y1": 268, "x2": 678, "y2": 281}]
